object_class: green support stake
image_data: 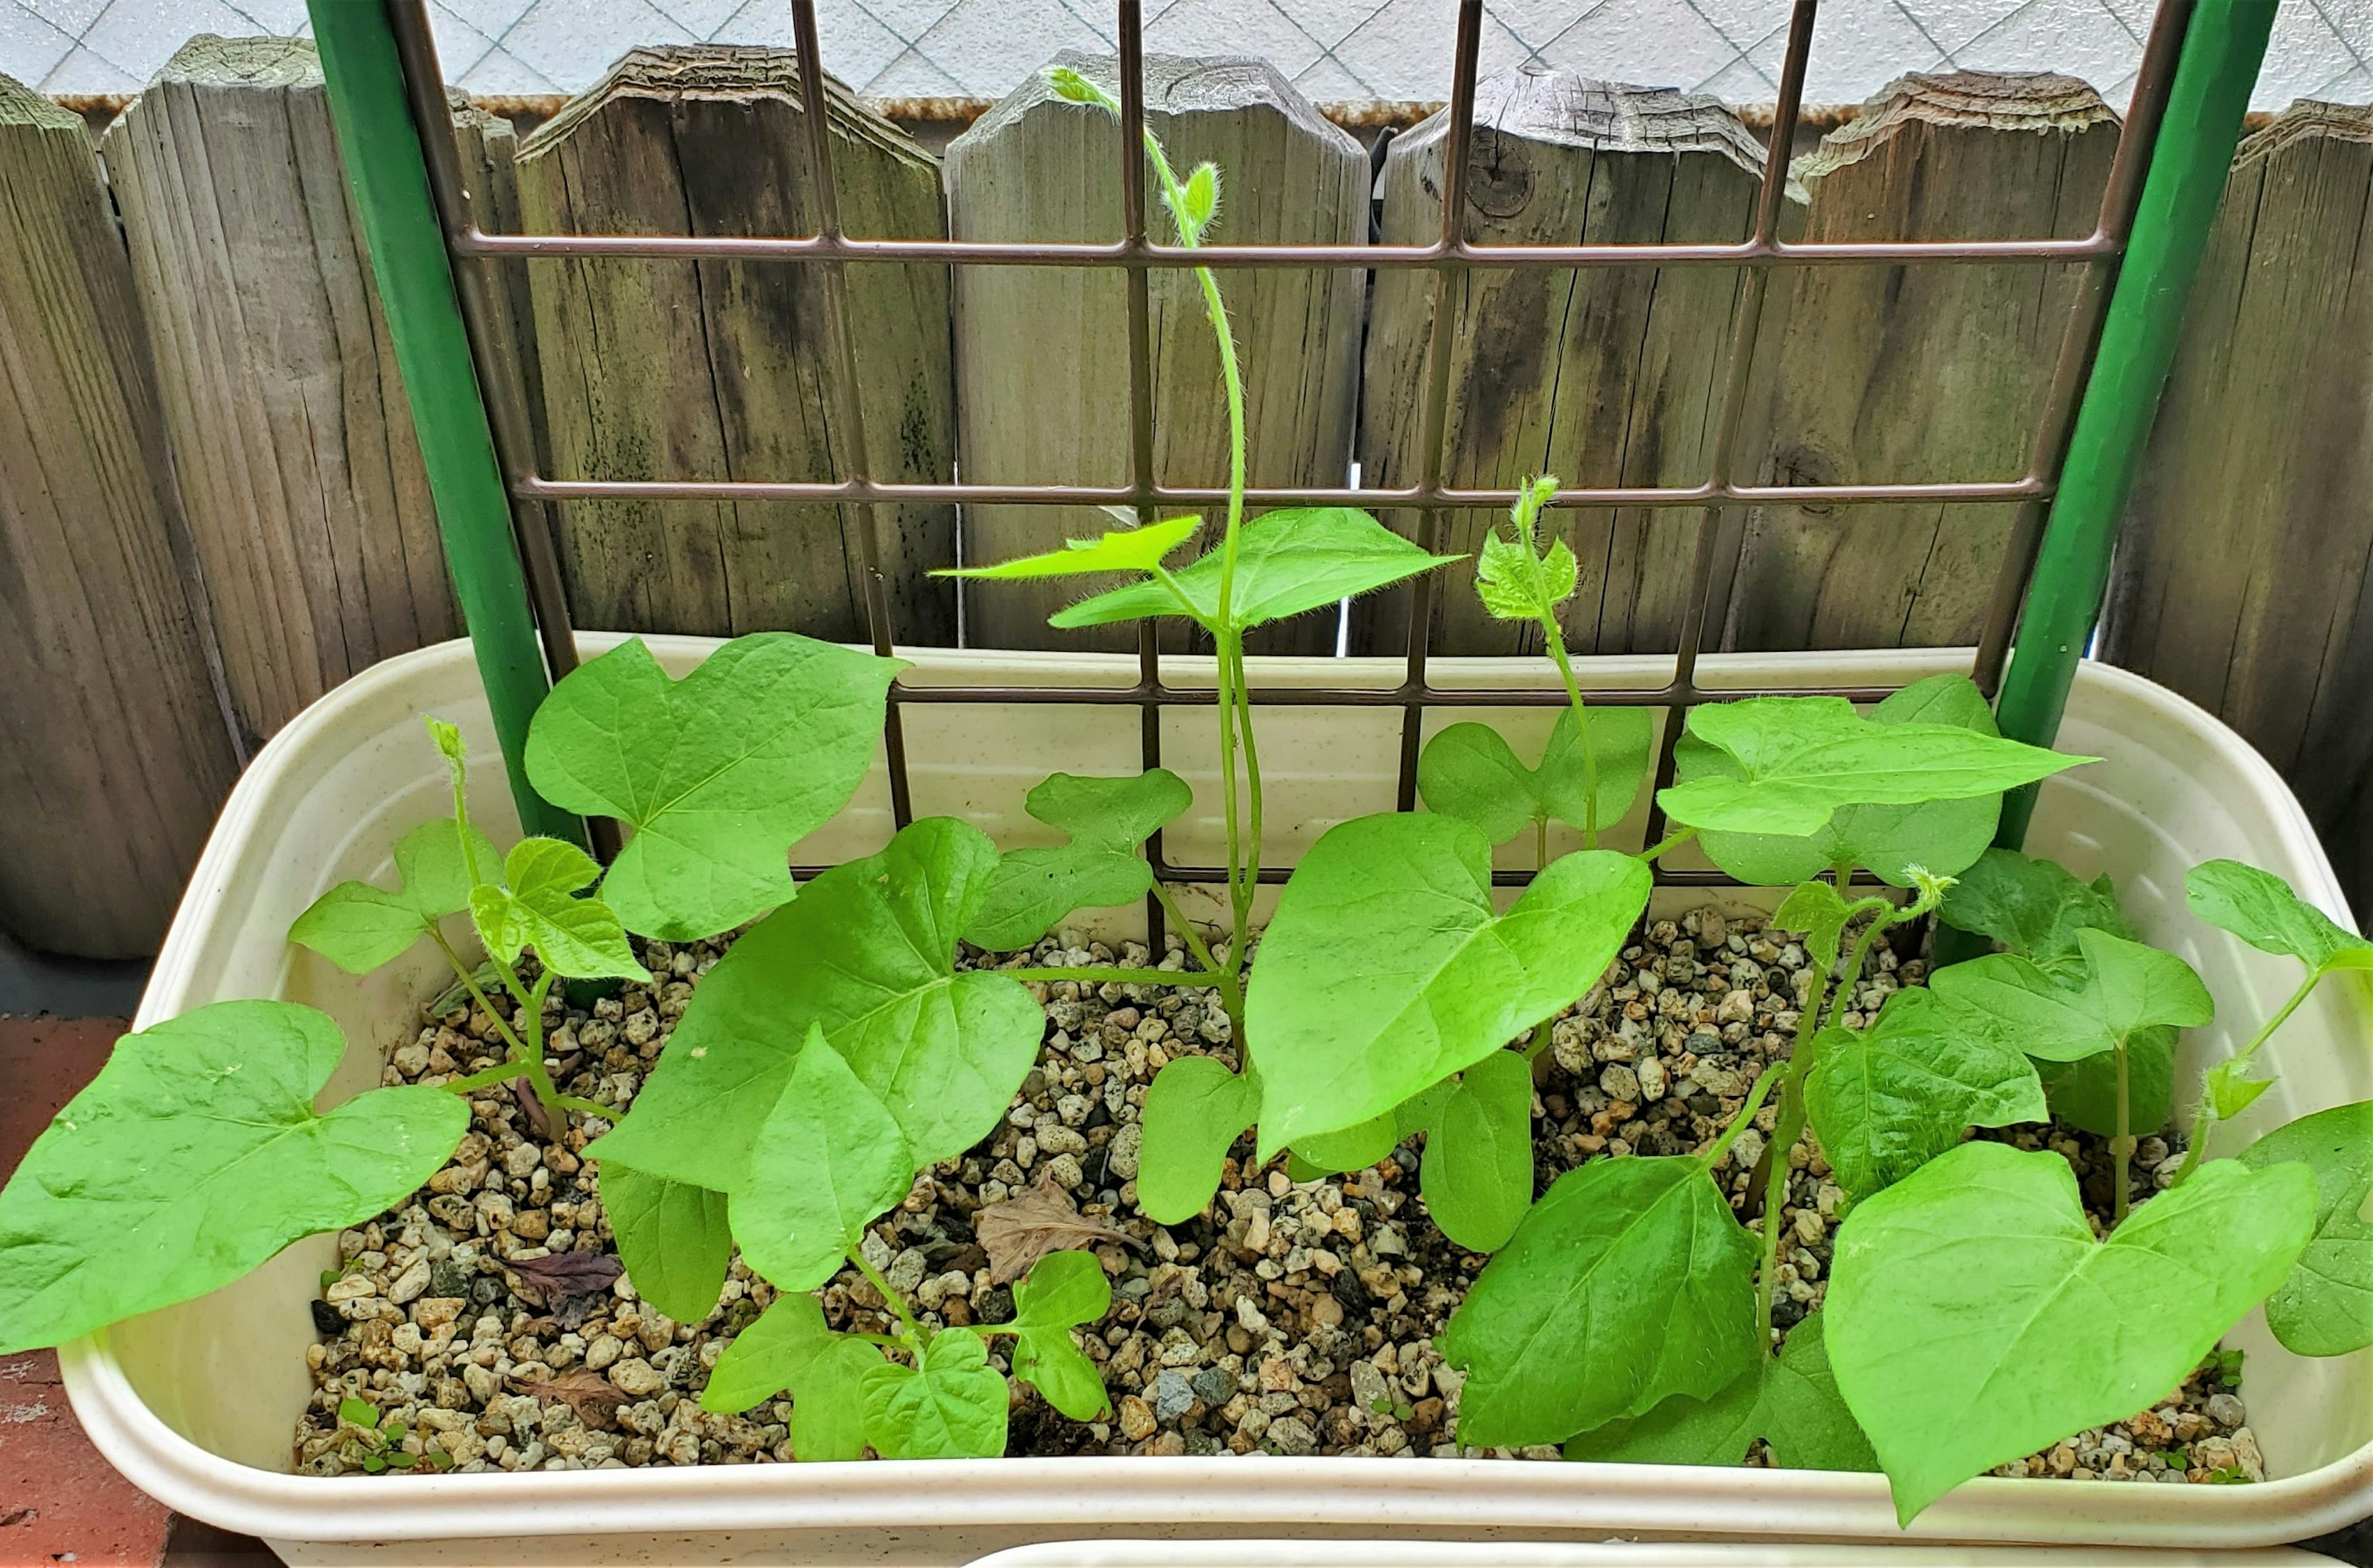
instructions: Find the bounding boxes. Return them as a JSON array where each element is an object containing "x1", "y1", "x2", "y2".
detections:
[
  {"x1": 1992, "y1": 0, "x2": 2274, "y2": 846},
  {"x1": 308, "y1": 0, "x2": 582, "y2": 846}
]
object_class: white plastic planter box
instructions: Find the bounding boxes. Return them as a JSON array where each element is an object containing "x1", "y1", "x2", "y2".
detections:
[{"x1": 60, "y1": 636, "x2": 2373, "y2": 1566}]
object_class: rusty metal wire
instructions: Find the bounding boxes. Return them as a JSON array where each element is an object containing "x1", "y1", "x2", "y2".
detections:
[{"x1": 383, "y1": 0, "x2": 2195, "y2": 909}]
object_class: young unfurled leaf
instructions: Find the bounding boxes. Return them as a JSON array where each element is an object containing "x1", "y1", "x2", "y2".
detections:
[
  {"x1": 1564, "y1": 1311, "x2": 1876, "y2": 1472},
  {"x1": 2207, "y1": 1056, "x2": 2277, "y2": 1120},
  {"x1": 1248, "y1": 814, "x2": 1649, "y2": 1157},
  {"x1": 1474, "y1": 532, "x2": 1578, "y2": 623},
  {"x1": 1174, "y1": 161, "x2": 1219, "y2": 235},
  {"x1": 0, "y1": 1001, "x2": 467, "y2": 1354},
  {"x1": 1442, "y1": 1154, "x2": 1759, "y2": 1448},
  {"x1": 1418, "y1": 708, "x2": 1654, "y2": 848},
  {"x1": 289, "y1": 818, "x2": 501, "y2": 973},
  {"x1": 1010, "y1": 1249, "x2": 1114, "y2": 1421},
  {"x1": 1825, "y1": 1140, "x2": 2314, "y2": 1524},
  {"x1": 975, "y1": 1166, "x2": 1144, "y2": 1286},
  {"x1": 1656, "y1": 696, "x2": 2087, "y2": 840},
  {"x1": 525, "y1": 633, "x2": 903, "y2": 940},
  {"x1": 1803, "y1": 988, "x2": 2047, "y2": 1200},
  {"x1": 941, "y1": 515, "x2": 1199, "y2": 581},
  {"x1": 1045, "y1": 64, "x2": 1112, "y2": 108},
  {"x1": 2238, "y1": 1099, "x2": 2373, "y2": 1357},
  {"x1": 730, "y1": 1025, "x2": 914, "y2": 1292},
  {"x1": 1928, "y1": 928, "x2": 2210, "y2": 1063},
  {"x1": 468, "y1": 837, "x2": 645, "y2": 981},
  {"x1": 1136, "y1": 1055, "x2": 1258, "y2": 1225},
  {"x1": 1418, "y1": 1050, "x2": 1536, "y2": 1252},
  {"x1": 862, "y1": 1326, "x2": 1009, "y2": 1459},
  {"x1": 700, "y1": 1291, "x2": 880, "y2": 1461},
  {"x1": 965, "y1": 770, "x2": 1192, "y2": 951},
  {"x1": 2186, "y1": 859, "x2": 2373, "y2": 976},
  {"x1": 1939, "y1": 848, "x2": 2134, "y2": 980},
  {"x1": 596, "y1": 1161, "x2": 732, "y2": 1327},
  {"x1": 1679, "y1": 675, "x2": 2008, "y2": 887},
  {"x1": 587, "y1": 818, "x2": 1039, "y2": 1192},
  {"x1": 1050, "y1": 508, "x2": 1458, "y2": 633},
  {"x1": 1773, "y1": 879, "x2": 1863, "y2": 974}
]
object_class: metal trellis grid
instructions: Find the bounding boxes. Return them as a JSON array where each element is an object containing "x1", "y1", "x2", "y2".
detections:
[{"x1": 360, "y1": 0, "x2": 2221, "y2": 917}]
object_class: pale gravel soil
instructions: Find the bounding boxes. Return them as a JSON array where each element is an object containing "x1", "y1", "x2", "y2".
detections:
[{"x1": 292, "y1": 909, "x2": 2261, "y2": 1483}]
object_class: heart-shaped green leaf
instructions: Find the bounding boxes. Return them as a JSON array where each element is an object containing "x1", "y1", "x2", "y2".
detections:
[
  {"x1": 964, "y1": 770, "x2": 1192, "y2": 951},
  {"x1": 862, "y1": 1326, "x2": 1009, "y2": 1459},
  {"x1": 1418, "y1": 1049, "x2": 1536, "y2": 1252},
  {"x1": 0, "y1": 1001, "x2": 468, "y2": 1354},
  {"x1": 1136, "y1": 1055, "x2": 1258, "y2": 1225},
  {"x1": 1803, "y1": 988, "x2": 2047, "y2": 1200},
  {"x1": 1010, "y1": 1249, "x2": 1113, "y2": 1420},
  {"x1": 596, "y1": 1161, "x2": 731, "y2": 1327},
  {"x1": 468, "y1": 837, "x2": 645, "y2": 981},
  {"x1": 587, "y1": 818, "x2": 1039, "y2": 1192},
  {"x1": 1563, "y1": 1310, "x2": 1876, "y2": 1472},
  {"x1": 289, "y1": 818, "x2": 501, "y2": 973},
  {"x1": 2187, "y1": 860, "x2": 2373, "y2": 976},
  {"x1": 1826, "y1": 1140, "x2": 2316, "y2": 1524},
  {"x1": 700, "y1": 1291, "x2": 881, "y2": 1460},
  {"x1": 2240, "y1": 1099, "x2": 2373, "y2": 1357},
  {"x1": 1679, "y1": 675, "x2": 2008, "y2": 887},
  {"x1": 1939, "y1": 848, "x2": 2134, "y2": 981},
  {"x1": 730, "y1": 1024, "x2": 914, "y2": 1291},
  {"x1": 525, "y1": 633, "x2": 904, "y2": 940},
  {"x1": 1050, "y1": 508, "x2": 1458, "y2": 632},
  {"x1": 940, "y1": 515, "x2": 1199, "y2": 580},
  {"x1": 1656, "y1": 695, "x2": 2087, "y2": 839},
  {"x1": 1287, "y1": 1082, "x2": 1447, "y2": 1179},
  {"x1": 1249, "y1": 814, "x2": 1649, "y2": 1156},
  {"x1": 1928, "y1": 929, "x2": 2211, "y2": 1063},
  {"x1": 1418, "y1": 708, "x2": 1654, "y2": 848},
  {"x1": 1440, "y1": 1154, "x2": 1759, "y2": 1448}
]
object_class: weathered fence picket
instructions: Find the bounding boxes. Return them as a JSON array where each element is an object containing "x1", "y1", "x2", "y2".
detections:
[
  {"x1": 1355, "y1": 70, "x2": 1783, "y2": 659},
  {"x1": 2104, "y1": 101, "x2": 2373, "y2": 915},
  {"x1": 103, "y1": 36, "x2": 462, "y2": 754},
  {"x1": 515, "y1": 46, "x2": 957, "y2": 646},
  {"x1": 0, "y1": 72, "x2": 240, "y2": 958},
  {"x1": 945, "y1": 53, "x2": 1368, "y2": 654}
]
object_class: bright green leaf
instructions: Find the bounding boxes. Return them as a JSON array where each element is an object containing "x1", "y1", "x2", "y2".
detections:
[
  {"x1": 1533, "y1": 706, "x2": 1653, "y2": 837},
  {"x1": 598, "y1": 1161, "x2": 731, "y2": 1327},
  {"x1": 1419, "y1": 1050, "x2": 1536, "y2": 1252},
  {"x1": 0, "y1": 1001, "x2": 468, "y2": 1354},
  {"x1": 1564, "y1": 1311, "x2": 1876, "y2": 1472},
  {"x1": 2037, "y1": 1028, "x2": 2175, "y2": 1141},
  {"x1": 2208, "y1": 1056, "x2": 2277, "y2": 1121},
  {"x1": 1681, "y1": 675, "x2": 2007, "y2": 887},
  {"x1": 1416, "y1": 724, "x2": 1536, "y2": 846},
  {"x1": 1050, "y1": 508, "x2": 1458, "y2": 633},
  {"x1": 1803, "y1": 988, "x2": 2047, "y2": 1200},
  {"x1": 1929, "y1": 929, "x2": 2211, "y2": 1063},
  {"x1": 729, "y1": 1024, "x2": 915, "y2": 1291},
  {"x1": 289, "y1": 819, "x2": 502, "y2": 974},
  {"x1": 965, "y1": 770, "x2": 1192, "y2": 951},
  {"x1": 862, "y1": 1327, "x2": 1009, "y2": 1459},
  {"x1": 2239, "y1": 1099, "x2": 2373, "y2": 1357},
  {"x1": 1938, "y1": 848, "x2": 2133, "y2": 980},
  {"x1": 790, "y1": 1337, "x2": 881, "y2": 1461},
  {"x1": 1419, "y1": 710, "x2": 1653, "y2": 848},
  {"x1": 1825, "y1": 1140, "x2": 2314, "y2": 1524},
  {"x1": 1774, "y1": 879, "x2": 1859, "y2": 974},
  {"x1": 1475, "y1": 531, "x2": 1552, "y2": 622},
  {"x1": 1136, "y1": 1056, "x2": 1258, "y2": 1224},
  {"x1": 1176, "y1": 162, "x2": 1219, "y2": 233},
  {"x1": 468, "y1": 837, "x2": 645, "y2": 981},
  {"x1": 1289, "y1": 1083, "x2": 1452, "y2": 1179},
  {"x1": 1011, "y1": 1250, "x2": 1113, "y2": 1420},
  {"x1": 1656, "y1": 696, "x2": 2087, "y2": 839},
  {"x1": 1248, "y1": 815, "x2": 1649, "y2": 1157},
  {"x1": 2186, "y1": 860, "x2": 2373, "y2": 976},
  {"x1": 525, "y1": 633, "x2": 904, "y2": 940},
  {"x1": 1440, "y1": 1155, "x2": 1759, "y2": 1448},
  {"x1": 940, "y1": 515, "x2": 1199, "y2": 581},
  {"x1": 700, "y1": 1292, "x2": 880, "y2": 1460},
  {"x1": 588, "y1": 818, "x2": 1039, "y2": 1191}
]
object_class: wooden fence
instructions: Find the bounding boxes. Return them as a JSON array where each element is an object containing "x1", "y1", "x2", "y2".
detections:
[{"x1": 3, "y1": 38, "x2": 2371, "y2": 954}]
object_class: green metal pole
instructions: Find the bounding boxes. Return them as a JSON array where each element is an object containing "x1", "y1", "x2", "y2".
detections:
[
  {"x1": 1992, "y1": 0, "x2": 2274, "y2": 847},
  {"x1": 307, "y1": 0, "x2": 580, "y2": 845}
]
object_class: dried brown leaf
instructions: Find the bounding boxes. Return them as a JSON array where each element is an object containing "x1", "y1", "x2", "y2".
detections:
[
  {"x1": 974, "y1": 1166, "x2": 1144, "y2": 1284},
  {"x1": 504, "y1": 1249, "x2": 622, "y2": 1310},
  {"x1": 515, "y1": 1368, "x2": 630, "y2": 1428}
]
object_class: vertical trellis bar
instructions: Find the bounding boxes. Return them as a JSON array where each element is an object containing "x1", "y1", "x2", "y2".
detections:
[
  {"x1": 307, "y1": 0, "x2": 579, "y2": 844},
  {"x1": 1992, "y1": 0, "x2": 2275, "y2": 845}
]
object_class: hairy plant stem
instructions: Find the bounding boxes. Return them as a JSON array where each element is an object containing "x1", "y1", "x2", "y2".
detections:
[
  {"x1": 426, "y1": 929, "x2": 585, "y2": 1124},
  {"x1": 1542, "y1": 622, "x2": 1597, "y2": 849},
  {"x1": 2112, "y1": 1040, "x2": 2134, "y2": 1228},
  {"x1": 2170, "y1": 969, "x2": 2319, "y2": 1188},
  {"x1": 1638, "y1": 825, "x2": 1699, "y2": 864},
  {"x1": 1756, "y1": 958, "x2": 1830, "y2": 1341},
  {"x1": 850, "y1": 1247, "x2": 926, "y2": 1347},
  {"x1": 1148, "y1": 880, "x2": 1244, "y2": 1022},
  {"x1": 1705, "y1": 1061, "x2": 1786, "y2": 1170}
]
